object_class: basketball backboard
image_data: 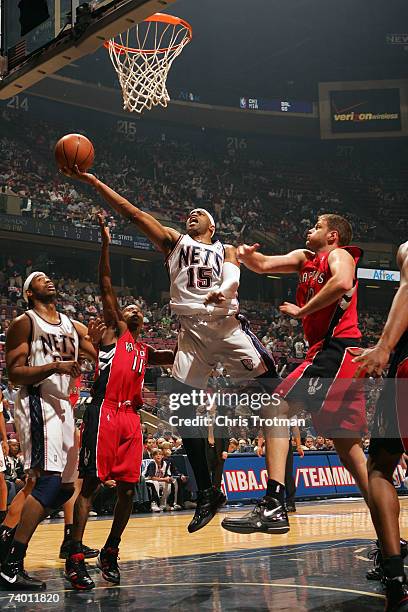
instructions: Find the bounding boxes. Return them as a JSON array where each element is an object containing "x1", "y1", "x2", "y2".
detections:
[{"x1": 0, "y1": 0, "x2": 177, "y2": 99}]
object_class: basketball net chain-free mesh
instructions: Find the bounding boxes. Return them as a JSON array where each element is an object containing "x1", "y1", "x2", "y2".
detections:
[{"x1": 106, "y1": 18, "x2": 191, "y2": 114}]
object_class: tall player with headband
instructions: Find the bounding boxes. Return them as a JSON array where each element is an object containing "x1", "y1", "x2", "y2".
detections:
[
  {"x1": 63, "y1": 165, "x2": 279, "y2": 533},
  {"x1": 222, "y1": 214, "x2": 370, "y2": 535},
  {"x1": 0, "y1": 272, "x2": 97, "y2": 590}
]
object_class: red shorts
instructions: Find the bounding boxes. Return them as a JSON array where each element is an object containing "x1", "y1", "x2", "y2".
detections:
[
  {"x1": 79, "y1": 399, "x2": 143, "y2": 483},
  {"x1": 275, "y1": 337, "x2": 367, "y2": 437},
  {"x1": 369, "y1": 331, "x2": 408, "y2": 457},
  {"x1": 397, "y1": 359, "x2": 408, "y2": 451}
]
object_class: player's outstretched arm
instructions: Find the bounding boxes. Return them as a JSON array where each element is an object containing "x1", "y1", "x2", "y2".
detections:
[
  {"x1": 6, "y1": 316, "x2": 81, "y2": 385},
  {"x1": 353, "y1": 241, "x2": 408, "y2": 376},
  {"x1": 280, "y1": 248, "x2": 355, "y2": 319},
  {"x1": 97, "y1": 213, "x2": 127, "y2": 334},
  {"x1": 237, "y1": 244, "x2": 308, "y2": 274},
  {"x1": 62, "y1": 165, "x2": 179, "y2": 255}
]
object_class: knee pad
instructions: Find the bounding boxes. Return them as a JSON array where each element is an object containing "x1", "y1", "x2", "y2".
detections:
[
  {"x1": 48, "y1": 485, "x2": 75, "y2": 510},
  {"x1": 31, "y1": 474, "x2": 62, "y2": 509}
]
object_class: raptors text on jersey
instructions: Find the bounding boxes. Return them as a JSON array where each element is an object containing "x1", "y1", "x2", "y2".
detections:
[
  {"x1": 296, "y1": 246, "x2": 362, "y2": 348},
  {"x1": 92, "y1": 328, "x2": 147, "y2": 409}
]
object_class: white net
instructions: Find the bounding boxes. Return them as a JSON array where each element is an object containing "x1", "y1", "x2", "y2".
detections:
[{"x1": 106, "y1": 15, "x2": 192, "y2": 114}]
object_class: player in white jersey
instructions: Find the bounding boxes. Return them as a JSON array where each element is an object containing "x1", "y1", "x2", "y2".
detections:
[
  {"x1": 0, "y1": 272, "x2": 97, "y2": 590},
  {"x1": 64, "y1": 166, "x2": 279, "y2": 532}
]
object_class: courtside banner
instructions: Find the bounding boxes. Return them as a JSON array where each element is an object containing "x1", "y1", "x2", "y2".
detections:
[{"x1": 221, "y1": 453, "x2": 407, "y2": 501}]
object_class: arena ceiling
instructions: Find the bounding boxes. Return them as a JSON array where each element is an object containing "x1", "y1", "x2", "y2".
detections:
[{"x1": 58, "y1": 0, "x2": 408, "y2": 104}]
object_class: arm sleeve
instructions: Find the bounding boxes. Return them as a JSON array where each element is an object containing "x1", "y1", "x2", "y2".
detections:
[{"x1": 219, "y1": 262, "x2": 240, "y2": 298}]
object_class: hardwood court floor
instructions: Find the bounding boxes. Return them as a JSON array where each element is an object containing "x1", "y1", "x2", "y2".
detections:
[{"x1": 2, "y1": 497, "x2": 408, "y2": 610}]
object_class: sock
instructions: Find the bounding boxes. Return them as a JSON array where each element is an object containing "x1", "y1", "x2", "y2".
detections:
[
  {"x1": 69, "y1": 540, "x2": 83, "y2": 555},
  {"x1": 266, "y1": 479, "x2": 285, "y2": 505},
  {"x1": 7, "y1": 539, "x2": 28, "y2": 564},
  {"x1": 64, "y1": 524, "x2": 73, "y2": 542},
  {"x1": 383, "y1": 555, "x2": 405, "y2": 579},
  {"x1": 104, "y1": 535, "x2": 120, "y2": 550},
  {"x1": 0, "y1": 510, "x2": 6, "y2": 523},
  {"x1": 0, "y1": 524, "x2": 15, "y2": 539}
]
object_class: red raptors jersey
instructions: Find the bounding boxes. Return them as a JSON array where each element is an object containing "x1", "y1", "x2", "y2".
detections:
[
  {"x1": 297, "y1": 246, "x2": 362, "y2": 349},
  {"x1": 92, "y1": 328, "x2": 147, "y2": 408}
]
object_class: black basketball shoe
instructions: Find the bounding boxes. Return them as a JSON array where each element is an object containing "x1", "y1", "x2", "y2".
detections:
[
  {"x1": 65, "y1": 552, "x2": 95, "y2": 591},
  {"x1": 187, "y1": 487, "x2": 222, "y2": 533},
  {"x1": 96, "y1": 547, "x2": 120, "y2": 584},
  {"x1": 221, "y1": 496, "x2": 289, "y2": 534},
  {"x1": 59, "y1": 540, "x2": 99, "y2": 560},
  {"x1": 0, "y1": 560, "x2": 46, "y2": 590},
  {"x1": 367, "y1": 539, "x2": 408, "y2": 581},
  {"x1": 384, "y1": 576, "x2": 408, "y2": 611}
]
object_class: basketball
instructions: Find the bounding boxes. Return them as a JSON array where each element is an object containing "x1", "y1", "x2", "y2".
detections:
[{"x1": 54, "y1": 133, "x2": 95, "y2": 172}]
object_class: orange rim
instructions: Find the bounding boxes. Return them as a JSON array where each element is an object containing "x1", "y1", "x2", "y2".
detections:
[{"x1": 103, "y1": 12, "x2": 192, "y2": 55}]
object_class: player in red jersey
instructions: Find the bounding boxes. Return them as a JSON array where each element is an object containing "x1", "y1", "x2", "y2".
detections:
[
  {"x1": 222, "y1": 214, "x2": 369, "y2": 535},
  {"x1": 353, "y1": 241, "x2": 408, "y2": 612},
  {"x1": 65, "y1": 215, "x2": 175, "y2": 591}
]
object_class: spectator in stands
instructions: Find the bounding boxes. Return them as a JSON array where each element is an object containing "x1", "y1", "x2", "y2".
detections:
[
  {"x1": 228, "y1": 438, "x2": 239, "y2": 454},
  {"x1": 4, "y1": 439, "x2": 25, "y2": 504},
  {"x1": 160, "y1": 443, "x2": 187, "y2": 510},
  {"x1": 3, "y1": 382, "x2": 17, "y2": 418},
  {"x1": 238, "y1": 439, "x2": 252, "y2": 453},
  {"x1": 143, "y1": 437, "x2": 157, "y2": 460},
  {"x1": 325, "y1": 438, "x2": 335, "y2": 451},
  {"x1": 145, "y1": 449, "x2": 176, "y2": 512},
  {"x1": 253, "y1": 437, "x2": 265, "y2": 456},
  {"x1": 303, "y1": 436, "x2": 317, "y2": 451},
  {"x1": 315, "y1": 436, "x2": 327, "y2": 451},
  {"x1": 172, "y1": 438, "x2": 183, "y2": 452}
]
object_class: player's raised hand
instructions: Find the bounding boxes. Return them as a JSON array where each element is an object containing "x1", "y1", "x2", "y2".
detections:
[
  {"x1": 87, "y1": 316, "x2": 107, "y2": 346},
  {"x1": 204, "y1": 290, "x2": 226, "y2": 305},
  {"x1": 60, "y1": 164, "x2": 97, "y2": 186},
  {"x1": 351, "y1": 344, "x2": 390, "y2": 378},
  {"x1": 279, "y1": 302, "x2": 302, "y2": 318},
  {"x1": 236, "y1": 243, "x2": 260, "y2": 263},
  {"x1": 97, "y1": 212, "x2": 111, "y2": 243}
]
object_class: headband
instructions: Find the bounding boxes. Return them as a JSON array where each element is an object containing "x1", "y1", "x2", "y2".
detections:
[
  {"x1": 23, "y1": 271, "x2": 45, "y2": 302},
  {"x1": 191, "y1": 208, "x2": 216, "y2": 236}
]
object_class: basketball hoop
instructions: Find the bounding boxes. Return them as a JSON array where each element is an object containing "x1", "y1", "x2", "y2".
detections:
[{"x1": 104, "y1": 13, "x2": 192, "y2": 114}]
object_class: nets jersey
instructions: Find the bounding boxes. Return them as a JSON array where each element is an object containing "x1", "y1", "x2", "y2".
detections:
[
  {"x1": 25, "y1": 309, "x2": 79, "y2": 400},
  {"x1": 166, "y1": 234, "x2": 239, "y2": 315},
  {"x1": 297, "y1": 246, "x2": 362, "y2": 349},
  {"x1": 92, "y1": 328, "x2": 147, "y2": 408}
]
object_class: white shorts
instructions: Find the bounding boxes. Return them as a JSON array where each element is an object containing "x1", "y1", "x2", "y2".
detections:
[
  {"x1": 172, "y1": 313, "x2": 278, "y2": 389},
  {"x1": 15, "y1": 387, "x2": 78, "y2": 484},
  {"x1": 0, "y1": 443, "x2": 5, "y2": 473}
]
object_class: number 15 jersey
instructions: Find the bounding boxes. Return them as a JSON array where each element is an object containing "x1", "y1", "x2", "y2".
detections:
[{"x1": 166, "y1": 234, "x2": 239, "y2": 315}]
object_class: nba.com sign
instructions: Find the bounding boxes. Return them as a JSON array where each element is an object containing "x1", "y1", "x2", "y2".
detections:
[{"x1": 222, "y1": 453, "x2": 407, "y2": 501}]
